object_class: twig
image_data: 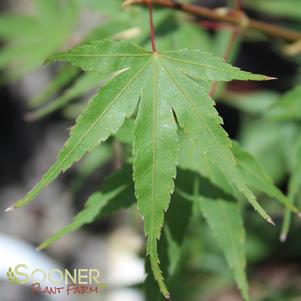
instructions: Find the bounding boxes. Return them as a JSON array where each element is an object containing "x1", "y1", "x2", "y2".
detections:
[
  {"x1": 148, "y1": 0, "x2": 157, "y2": 52},
  {"x1": 235, "y1": 0, "x2": 242, "y2": 11},
  {"x1": 200, "y1": 20, "x2": 226, "y2": 31},
  {"x1": 125, "y1": 0, "x2": 301, "y2": 42}
]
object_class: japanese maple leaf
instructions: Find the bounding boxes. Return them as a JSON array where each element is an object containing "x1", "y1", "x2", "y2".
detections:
[{"x1": 10, "y1": 40, "x2": 272, "y2": 298}]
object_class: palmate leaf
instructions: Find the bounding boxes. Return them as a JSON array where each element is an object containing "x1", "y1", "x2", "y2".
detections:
[{"x1": 11, "y1": 39, "x2": 271, "y2": 297}]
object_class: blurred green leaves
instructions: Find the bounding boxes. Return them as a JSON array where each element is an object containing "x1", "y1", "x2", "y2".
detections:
[
  {"x1": 0, "y1": 0, "x2": 78, "y2": 81},
  {"x1": 245, "y1": 0, "x2": 301, "y2": 19}
]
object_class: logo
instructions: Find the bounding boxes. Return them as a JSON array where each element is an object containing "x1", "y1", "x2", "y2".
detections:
[
  {"x1": 6, "y1": 267, "x2": 20, "y2": 285},
  {"x1": 5, "y1": 264, "x2": 106, "y2": 296}
]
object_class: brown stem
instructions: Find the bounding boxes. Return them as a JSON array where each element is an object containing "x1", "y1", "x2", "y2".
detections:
[
  {"x1": 126, "y1": 0, "x2": 301, "y2": 42},
  {"x1": 235, "y1": 0, "x2": 242, "y2": 11},
  {"x1": 148, "y1": 0, "x2": 157, "y2": 52},
  {"x1": 224, "y1": 29, "x2": 241, "y2": 61}
]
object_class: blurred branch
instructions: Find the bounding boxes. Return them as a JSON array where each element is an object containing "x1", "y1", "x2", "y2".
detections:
[
  {"x1": 235, "y1": 0, "x2": 242, "y2": 11},
  {"x1": 209, "y1": 0, "x2": 242, "y2": 97},
  {"x1": 124, "y1": 0, "x2": 301, "y2": 42}
]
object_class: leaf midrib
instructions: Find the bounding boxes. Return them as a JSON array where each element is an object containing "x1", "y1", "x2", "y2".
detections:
[
  {"x1": 150, "y1": 59, "x2": 159, "y2": 251},
  {"x1": 58, "y1": 53, "x2": 151, "y2": 58}
]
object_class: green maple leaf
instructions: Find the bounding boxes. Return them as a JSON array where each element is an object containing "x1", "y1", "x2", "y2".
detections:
[{"x1": 10, "y1": 39, "x2": 272, "y2": 298}]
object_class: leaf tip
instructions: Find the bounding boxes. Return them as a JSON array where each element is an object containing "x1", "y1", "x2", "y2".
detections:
[
  {"x1": 266, "y1": 76, "x2": 277, "y2": 81},
  {"x1": 267, "y1": 217, "x2": 276, "y2": 226},
  {"x1": 280, "y1": 232, "x2": 287, "y2": 242},
  {"x1": 4, "y1": 204, "x2": 16, "y2": 213},
  {"x1": 37, "y1": 241, "x2": 48, "y2": 251},
  {"x1": 44, "y1": 53, "x2": 58, "y2": 65},
  {"x1": 249, "y1": 74, "x2": 277, "y2": 81},
  {"x1": 164, "y1": 292, "x2": 171, "y2": 300},
  {"x1": 43, "y1": 57, "x2": 51, "y2": 66}
]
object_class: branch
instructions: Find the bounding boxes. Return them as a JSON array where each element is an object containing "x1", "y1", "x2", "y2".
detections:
[
  {"x1": 148, "y1": 0, "x2": 157, "y2": 52},
  {"x1": 124, "y1": 0, "x2": 301, "y2": 42},
  {"x1": 235, "y1": 0, "x2": 242, "y2": 11}
]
